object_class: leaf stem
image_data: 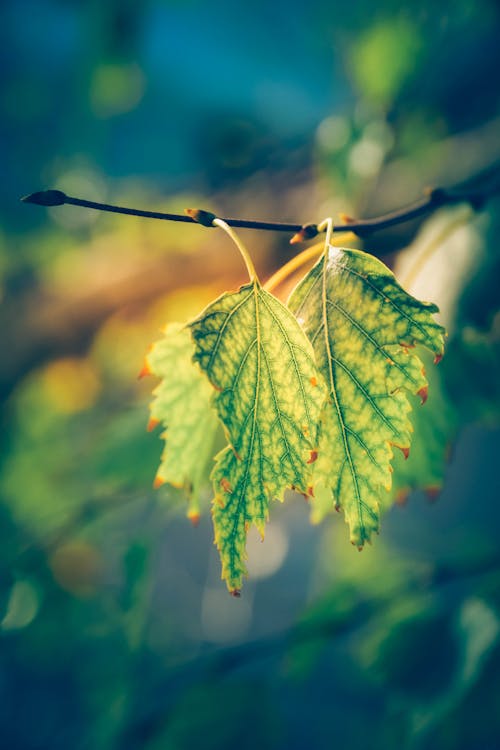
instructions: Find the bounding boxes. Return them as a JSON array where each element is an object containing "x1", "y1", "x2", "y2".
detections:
[
  {"x1": 264, "y1": 230, "x2": 355, "y2": 293},
  {"x1": 264, "y1": 243, "x2": 324, "y2": 292},
  {"x1": 317, "y1": 217, "x2": 334, "y2": 248},
  {"x1": 212, "y1": 218, "x2": 258, "y2": 282}
]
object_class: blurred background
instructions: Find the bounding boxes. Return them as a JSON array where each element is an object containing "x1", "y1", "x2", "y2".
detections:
[{"x1": 1, "y1": 1, "x2": 500, "y2": 748}]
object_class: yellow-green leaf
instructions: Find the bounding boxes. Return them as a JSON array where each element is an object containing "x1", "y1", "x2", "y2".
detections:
[
  {"x1": 190, "y1": 282, "x2": 326, "y2": 593},
  {"x1": 146, "y1": 323, "x2": 220, "y2": 521},
  {"x1": 288, "y1": 245, "x2": 445, "y2": 546},
  {"x1": 389, "y1": 354, "x2": 456, "y2": 506}
]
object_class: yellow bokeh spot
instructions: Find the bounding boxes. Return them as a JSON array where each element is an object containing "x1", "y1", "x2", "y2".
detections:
[{"x1": 42, "y1": 357, "x2": 101, "y2": 413}]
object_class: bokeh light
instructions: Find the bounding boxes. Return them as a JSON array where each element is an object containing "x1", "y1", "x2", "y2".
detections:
[{"x1": 1, "y1": 1, "x2": 500, "y2": 748}]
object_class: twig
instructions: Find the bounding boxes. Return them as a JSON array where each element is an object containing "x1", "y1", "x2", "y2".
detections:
[{"x1": 21, "y1": 159, "x2": 500, "y2": 243}]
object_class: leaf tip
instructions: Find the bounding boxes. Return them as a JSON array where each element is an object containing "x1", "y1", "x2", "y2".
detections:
[
  {"x1": 153, "y1": 474, "x2": 166, "y2": 489},
  {"x1": 230, "y1": 589, "x2": 241, "y2": 598},
  {"x1": 417, "y1": 385, "x2": 428, "y2": 405},
  {"x1": 138, "y1": 359, "x2": 152, "y2": 379},
  {"x1": 188, "y1": 510, "x2": 201, "y2": 527},
  {"x1": 147, "y1": 416, "x2": 160, "y2": 432},
  {"x1": 390, "y1": 442, "x2": 410, "y2": 460}
]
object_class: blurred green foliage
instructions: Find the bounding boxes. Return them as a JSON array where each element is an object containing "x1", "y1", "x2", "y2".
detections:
[{"x1": 1, "y1": 1, "x2": 500, "y2": 748}]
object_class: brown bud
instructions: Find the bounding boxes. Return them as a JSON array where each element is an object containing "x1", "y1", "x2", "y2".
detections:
[{"x1": 185, "y1": 208, "x2": 217, "y2": 227}]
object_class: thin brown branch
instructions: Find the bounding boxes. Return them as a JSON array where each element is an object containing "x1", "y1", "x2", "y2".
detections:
[{"x1": 21, "y1": 158, "x2": 500, "y2": 243}]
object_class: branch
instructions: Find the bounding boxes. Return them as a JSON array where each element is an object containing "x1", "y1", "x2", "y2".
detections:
[{"x1": 21, "y1": 159, "x2": 500, "y2": 243}]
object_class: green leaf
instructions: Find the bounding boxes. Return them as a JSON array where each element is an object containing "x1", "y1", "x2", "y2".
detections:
[
  {"x1": 146, "y1": 322, "x2": 220, "y2": 521},
  {"x1": 288, "y1": 245, "x2": 445, "y2": 545},
  {"x1": 190, "y1": 282, "x2": 326, "y2": 593},
  {"x1": 389, "y1": 355, "x2": 456, "y2": 505}
]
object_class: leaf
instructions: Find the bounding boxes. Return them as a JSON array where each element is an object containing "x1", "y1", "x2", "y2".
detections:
[
  {"x1": 389, "y1": 355, "x2": 456, "y2": 506},
  {"x1": 190, "y1": 282, "x2": 326, "y2": 593},
  {"x1": 146, "y1": 322, "x2": 220, "y2": 521},
  {"x1": 288, "y1": 245, "x2": 445, "y2": 545}
]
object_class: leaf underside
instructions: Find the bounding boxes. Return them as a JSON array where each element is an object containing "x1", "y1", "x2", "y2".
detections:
[
  {"x1": 288, "y1": 245, "x2": 445, "y2": 546},
  {"x1": 190, "y1": 282, "x2": 326, "y2": 593},
  {"x1": 147, "y1": 323, "x2": 219, "y2": 520}
]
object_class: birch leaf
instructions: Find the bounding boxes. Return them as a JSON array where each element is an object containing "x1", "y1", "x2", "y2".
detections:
[
  {"x1": 389, "y1": 355, "x2": 456, "y2": 506},
  {"x1": 288, "y1": 246, "x2": 445, "y2": 546},
  {"x1": 146, "y1": 323, "x2": 220, "y2": 522},
  {"x1": 190, "y1": 282, "x2": 326, "y2": 593}
]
